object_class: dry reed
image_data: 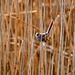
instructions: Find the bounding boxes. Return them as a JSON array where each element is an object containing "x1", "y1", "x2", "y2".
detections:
[{"x1": 0, "y1": 0, "x2": 75, "y2": 75}]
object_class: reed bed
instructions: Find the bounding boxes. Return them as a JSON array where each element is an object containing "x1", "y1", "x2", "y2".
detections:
[{"x1": 0, "y1": 0, "x2": 75, "y2": 75}]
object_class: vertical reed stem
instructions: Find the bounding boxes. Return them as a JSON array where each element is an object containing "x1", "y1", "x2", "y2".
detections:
[
  {"x1": 73, "y1": 13, "x2": 75, "y2": 75},
  {"x1": 22, "y1": 0, "x2": 29, "y2": 75}
]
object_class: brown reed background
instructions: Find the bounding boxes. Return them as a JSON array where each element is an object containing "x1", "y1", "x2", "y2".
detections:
[{"x1": 0, "y1": 0, "x2": 75, "y2": 75}]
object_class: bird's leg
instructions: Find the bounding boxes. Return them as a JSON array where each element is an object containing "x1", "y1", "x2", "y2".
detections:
[
  {"x1": 44, "y1": 39, "x2": 49, "y2": 42},
  {"x1": 44, "y1": 36, "x2": 52, "y2": 42}
]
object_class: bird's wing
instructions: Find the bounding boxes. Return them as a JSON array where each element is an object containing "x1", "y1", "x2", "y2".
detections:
[{"x1": 40, "y1": 32, "x2": 49, "y2": 38}]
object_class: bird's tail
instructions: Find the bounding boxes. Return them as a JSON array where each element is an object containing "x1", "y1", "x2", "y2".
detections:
[
  {"x1": 46, "y1": 15, "x2": 60, "y2": 36},
  {"x1": 47, "y1": 20, "x2": 54, "y2": 34}
]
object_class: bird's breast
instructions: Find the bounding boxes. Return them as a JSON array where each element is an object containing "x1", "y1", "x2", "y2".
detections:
[{"x1": 36, "y1": 37, "x2": 41, "y2": 41}]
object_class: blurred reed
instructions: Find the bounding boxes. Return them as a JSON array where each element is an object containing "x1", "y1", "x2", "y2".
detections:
[{"x1": 0, "y1": 0, "x2": 75, "y2": 75}]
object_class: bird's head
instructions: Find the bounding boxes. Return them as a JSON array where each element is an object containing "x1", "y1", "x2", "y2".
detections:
[{"x1": 35, "y1": 33, "x2": 40, "y2": 37}]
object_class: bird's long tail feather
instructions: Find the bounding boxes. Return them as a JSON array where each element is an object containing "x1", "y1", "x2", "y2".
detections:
[{"x1": 47, "y1": 20, "x2": 53, "y2": 34}]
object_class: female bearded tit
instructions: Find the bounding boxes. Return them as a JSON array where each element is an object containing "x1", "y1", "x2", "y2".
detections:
[{"x1": 35, "y1": 20, "x2": 53, "y2": 42}]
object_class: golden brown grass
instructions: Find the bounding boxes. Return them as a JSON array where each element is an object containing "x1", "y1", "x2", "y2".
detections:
[{"x1": 0, "y1": 0, "x2": 75, "y2": 75}]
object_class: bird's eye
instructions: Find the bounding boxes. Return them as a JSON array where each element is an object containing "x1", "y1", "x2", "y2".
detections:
[{"x1": 37, "y1": 33, "x2": 39, "y2": 36}]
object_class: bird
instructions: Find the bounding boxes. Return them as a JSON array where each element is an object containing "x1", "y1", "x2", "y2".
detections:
[{"x1": 35, "y1": 20, "x2": 54, "y2": 42}]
